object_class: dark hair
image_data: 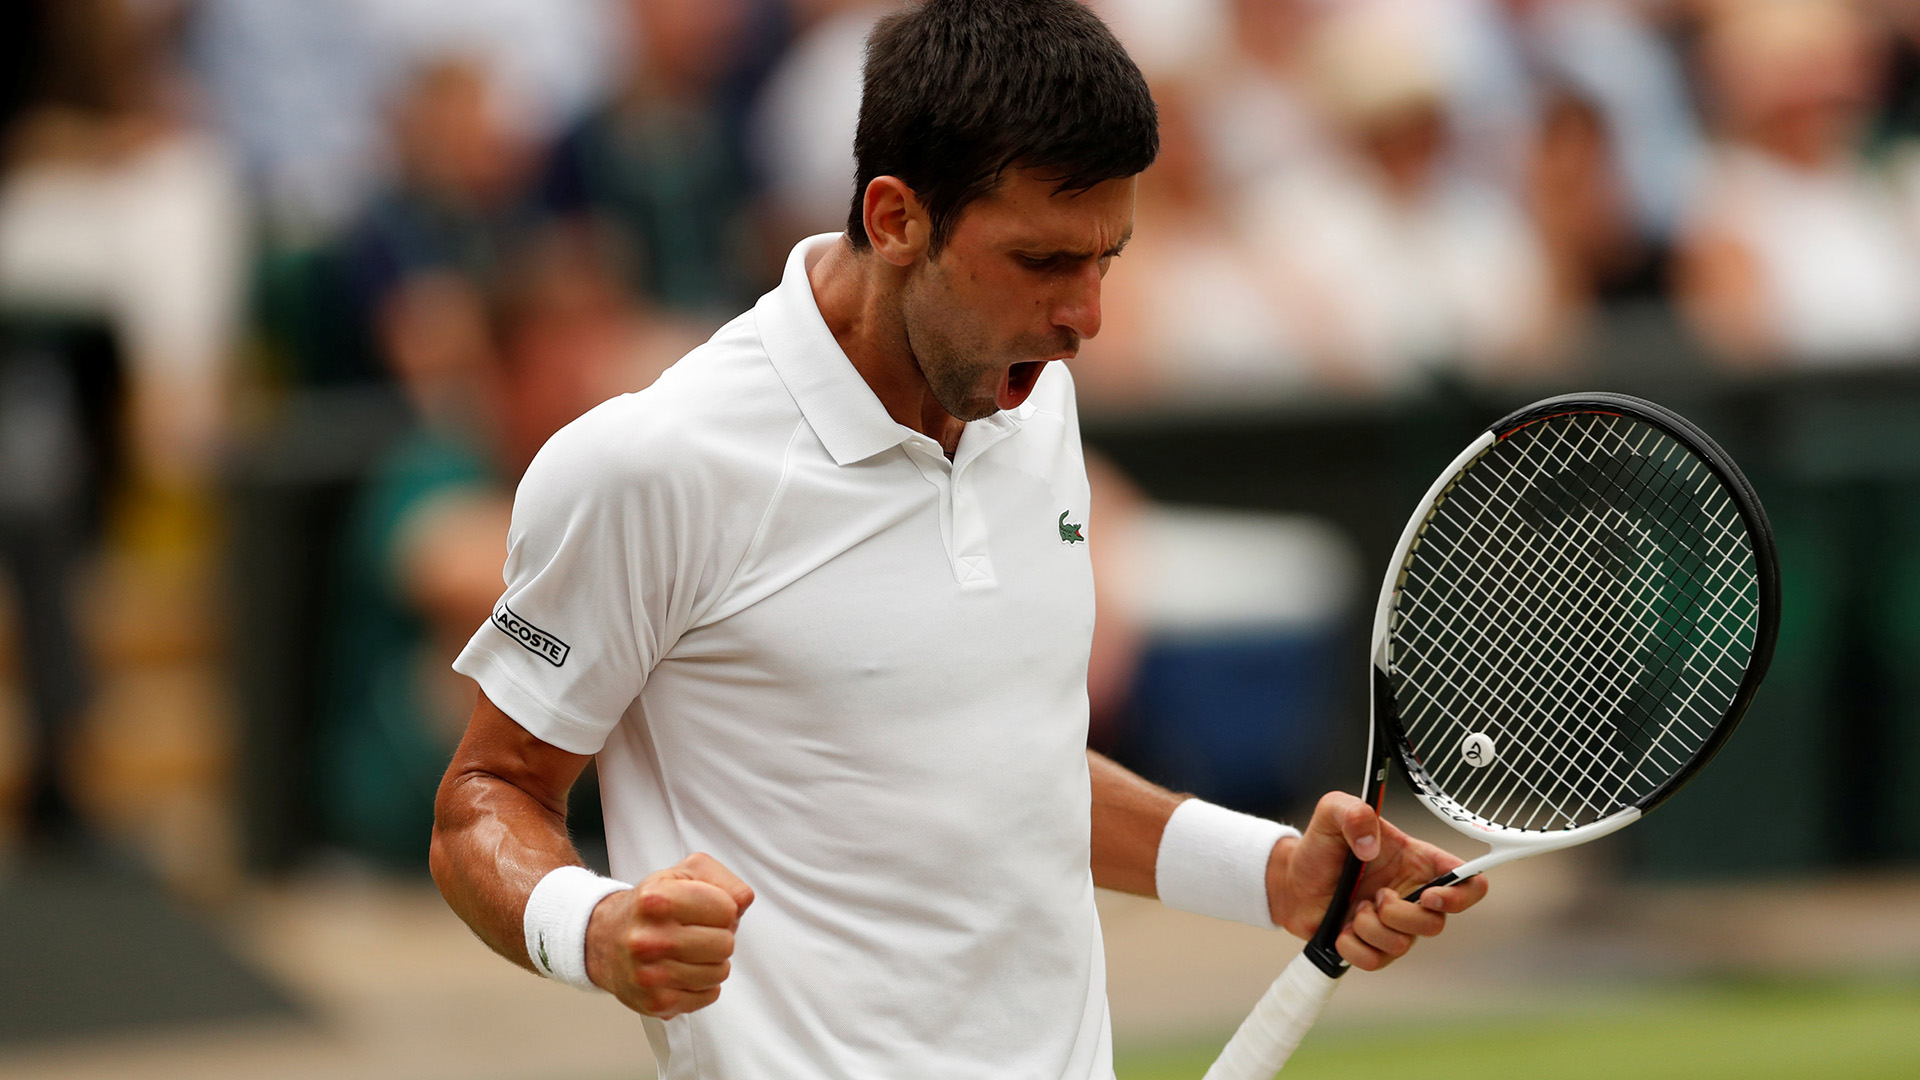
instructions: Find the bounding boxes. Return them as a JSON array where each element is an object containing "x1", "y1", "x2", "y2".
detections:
[{"x1": 847, "y1": 0, "x2": 1159, "y2": 253}]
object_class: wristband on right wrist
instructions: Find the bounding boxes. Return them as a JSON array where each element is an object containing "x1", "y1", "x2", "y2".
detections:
[{"x1": 524, "y1": 865, "x2": 629, "y2": 991}]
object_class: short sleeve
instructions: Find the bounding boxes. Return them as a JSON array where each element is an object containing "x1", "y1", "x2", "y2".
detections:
[{"x1": 452, "y1": 405, "x2": 709, "y2": 754}]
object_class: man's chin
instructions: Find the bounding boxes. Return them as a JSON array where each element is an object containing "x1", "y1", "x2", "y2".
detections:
[
  {"x1": 947, "y1": 398, "x2": 1002, "y2": 423},
  {"x1": 925, "y1": 360, "x2": 1045, "y2": 423},
  {"x1": 926, "y1": 380, "x2": 1002, "y2": 423}
]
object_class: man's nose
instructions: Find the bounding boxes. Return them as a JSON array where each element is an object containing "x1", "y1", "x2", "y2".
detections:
[{"x1": 1052, "y1": 261, "x2": 1103, "y2": 341}]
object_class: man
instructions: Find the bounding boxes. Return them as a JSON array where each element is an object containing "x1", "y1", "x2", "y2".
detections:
[{"x1": 431, "y1": 2, "x2": 1488, "y2": 1076}]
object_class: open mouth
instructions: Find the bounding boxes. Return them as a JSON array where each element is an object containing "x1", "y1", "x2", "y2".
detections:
[{"x1": 996, "y1": 359, "x2": 1052, "y2": 411}]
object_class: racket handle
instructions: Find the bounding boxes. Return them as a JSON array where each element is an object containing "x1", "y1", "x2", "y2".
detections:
[
  {"x1": 1301, "y1": 850, "x2": 1365, "y2": 977},
  {"x1": 1202, "y1": 952, "x2": 1342, "y2": 1080}
]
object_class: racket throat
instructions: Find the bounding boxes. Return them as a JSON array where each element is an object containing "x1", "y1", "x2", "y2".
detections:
[
  {"x1": 1404, "y1": 868, "x2": 1464, "y2": 905},
  {"x1": 1399, "y1": 808, "x2": 1644, "y2": 902}
]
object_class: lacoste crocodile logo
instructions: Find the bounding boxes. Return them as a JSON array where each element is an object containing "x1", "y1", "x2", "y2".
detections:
[{"x1": 1058, "y1": 511, "x2": 1085, "y2": 545}]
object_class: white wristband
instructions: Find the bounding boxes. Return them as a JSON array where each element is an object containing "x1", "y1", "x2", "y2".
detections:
[
  {"x1": 524, "y1": 866, "x2": 629, "y2": 990},
  {"x1": 1155, "y1": 798, "x2": 1299, "y2": 929}
]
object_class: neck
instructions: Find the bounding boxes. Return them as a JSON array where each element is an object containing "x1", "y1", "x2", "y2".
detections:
[{"x1": 808, "y1": 239, "x2": 967, "y2": 453}]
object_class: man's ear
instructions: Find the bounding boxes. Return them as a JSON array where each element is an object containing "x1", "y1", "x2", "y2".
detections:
[{"x1": 862, "y1": 176, "x2": 930, "y2": 266}]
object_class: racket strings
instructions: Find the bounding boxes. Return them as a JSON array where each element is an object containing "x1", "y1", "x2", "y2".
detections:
[
  {"x1": 1397, "y1": 534, "x2": 1670, "y2": 825},
  {"x1": 1525, "y1": 419, "x2": 1763, "y2": 718},
  {"x1": 1399, "y1": 418, "x2": 1755, "y2": 827},
  {"x1": 1406, "y1": 429, "x2": 1746, "y2": 828},
  {"x1": 1443, "y1": 428, "x2": 1758, "y2": 737},
  {"x1": 1398, "y1": 444, "x2": 1678, "y2": 823},
  {"x1": 1388, "y1": 412, "x2": 1761, "y2": 833}
]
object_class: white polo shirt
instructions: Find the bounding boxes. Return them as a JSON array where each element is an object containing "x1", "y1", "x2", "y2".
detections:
[{"x1": 454, "y1": 234, "x2": 1111, "y2": 1079}]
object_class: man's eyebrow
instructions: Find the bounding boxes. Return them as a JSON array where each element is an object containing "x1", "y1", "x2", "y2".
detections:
[{"x1": 1025, "y1": 229, "x2": 1134, "y2": 261}]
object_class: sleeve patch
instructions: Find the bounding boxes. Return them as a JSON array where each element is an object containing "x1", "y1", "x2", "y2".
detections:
[{"x1": 490, "y1": 601, "x2": 572, "y2": 667}]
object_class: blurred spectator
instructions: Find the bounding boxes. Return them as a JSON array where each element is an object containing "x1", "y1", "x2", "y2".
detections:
[
  {"x1": 319, "y1": 270, "x2": 503, "y2": 865},
  {"x1": 0, "y1": 334, "x2": 102, "y2": 849},
  {"x1": 748, "y1": 0, "x2": 896, "y2": 243},
  {"x1": 0, "y1": 0, "x2": 240, "y2": 850},
  {"x1": 1095, "y1": 0, "x2": 1232, "y2": 81},
  {"x1": 334, "y1": 55, "x2": 540, "y2": 376},
  {"x1": 1400, "y1": 0, "x2": 1538, "y2": 195},
  {"x1": 189, "y1": 0, "x2": 615, "y2": 240},
  {"x1": 487, "y1": 227, "x2": 707, "y2": 469},
  {"x1": 541, "y1": 0, "x2": 767, "y2": 319},
  {"x1": 1527, "y1": 89, "x2": 1660, "y2": 353},
  {"x1": 318, "y1": 227, "x2": 676, "y2": 864},
  {"x1": 1875, "y1": 0, "x2": 1920, "y2": 147},
  {"x1": 1190, "y1": 0, "x2": 1330, "y2": 199},
  {"x1": 361, "y1": 0, "x2": 618, "y2": 147},
  {"x1": 1425, "y1": 0, "x2": 1702, "y2": 240},
  {"x1": 1243, "y1": 0, "x2": 1556, "y2": 389},
  {"x1": 1499, "y1": 0, "x2": 1705, "y2": 248},
  {"x1": 0, "y1": 0, "x2": 245, "y2": 488},
  {"x1": 187, "y1": 0, "x2": 389, "y2": 241},
  {"x1": 1076, "y1": 83, "x2": 1314, "y2": 405},
  {"x1": 1678, "y1": 0, "x2": 1920, "y2": 364}
]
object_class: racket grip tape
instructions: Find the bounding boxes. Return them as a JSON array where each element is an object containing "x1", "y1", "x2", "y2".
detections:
[{"x1": 1202, "y1": 952, "x2": 1342, "y2": 1080}]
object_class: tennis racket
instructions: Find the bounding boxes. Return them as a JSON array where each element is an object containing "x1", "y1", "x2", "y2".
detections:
[{"x1": 1204, "y1": 392, "x2": 1780, "y2": 1078}]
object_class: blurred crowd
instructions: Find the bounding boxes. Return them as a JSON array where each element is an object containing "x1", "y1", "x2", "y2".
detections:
[
  {"x1": 6, "y1": 0, "x2": 1920, "y2": 868},
  {"x1": 1089, "y1": 0, "x2": 1920, "y2": 394}
]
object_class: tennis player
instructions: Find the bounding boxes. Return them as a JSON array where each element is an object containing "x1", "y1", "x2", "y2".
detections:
[{"x1": 430, "y1": 1, "x2": 1488, "y2": 1076}]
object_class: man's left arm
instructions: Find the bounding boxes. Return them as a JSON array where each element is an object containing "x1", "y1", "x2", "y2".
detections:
[{"x1": 1087, "y1": 750, "x2": 1489, "y2": 971}]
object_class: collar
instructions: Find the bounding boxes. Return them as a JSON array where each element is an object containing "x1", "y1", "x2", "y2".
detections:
[{"x1": 757, "y1": 234, "x2": 917, "y2": 466}]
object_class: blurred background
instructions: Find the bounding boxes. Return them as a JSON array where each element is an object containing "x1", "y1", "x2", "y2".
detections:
[{"x1": 0, "y1": 0, "x2": 1916, "y2": 1076}]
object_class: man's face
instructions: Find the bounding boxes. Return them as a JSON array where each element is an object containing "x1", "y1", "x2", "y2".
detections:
[{"x1": 899, "y1": 169, "x2": 1135, "y2": 421}]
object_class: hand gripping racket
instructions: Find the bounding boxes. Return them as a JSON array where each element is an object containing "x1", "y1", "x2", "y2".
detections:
[{"x1": 1204, "y1": 392, "x2": 1780, "y2": 1078}]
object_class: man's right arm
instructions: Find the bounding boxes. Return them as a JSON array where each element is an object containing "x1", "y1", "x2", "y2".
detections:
[{"x1": 431, "y1": 690, "x2": 753, "y2": 1018}]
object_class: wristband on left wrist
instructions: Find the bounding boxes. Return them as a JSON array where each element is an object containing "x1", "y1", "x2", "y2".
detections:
[{"x1": 1154, "y1": 798, "x2": 1300, "y2": 929}]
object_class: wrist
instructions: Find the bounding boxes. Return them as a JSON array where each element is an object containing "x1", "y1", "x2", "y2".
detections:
[
  {"x1": 524, "y1": 865, "x2": 629, "y2": 990},
  {"x1": 581, "y1": 888, "x2": 628, "y2": 993},
  {"x1": 1155, "y1": 798, "x2": 1300, "y2": 929},
  {"x1": 1265, "y1": 832, "x2": 1300, "y2": 927}
]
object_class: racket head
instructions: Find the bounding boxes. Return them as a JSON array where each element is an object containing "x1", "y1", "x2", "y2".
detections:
[{"x1": 1377, "y1": 392, "x2": 1779, "y2": 844}]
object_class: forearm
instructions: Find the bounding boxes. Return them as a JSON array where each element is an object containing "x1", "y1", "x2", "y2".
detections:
[
  {"x1": 430, "y1": 691, "x2": 595, "y2": 972},
  {"x1": 430, "y1": 771, "x2": 583, "y2": 970},
  {"x1": 1087, "y1": 749, "x2": 1187, "y2": 897},
  {"x1": 431, "y1": 695, "x2": 750, "y2": 1017}
]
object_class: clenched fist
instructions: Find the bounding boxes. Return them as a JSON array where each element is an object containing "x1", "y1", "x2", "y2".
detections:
[{"x1": 585, "y1": 852, "x2": 755, "y2": 1018}]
